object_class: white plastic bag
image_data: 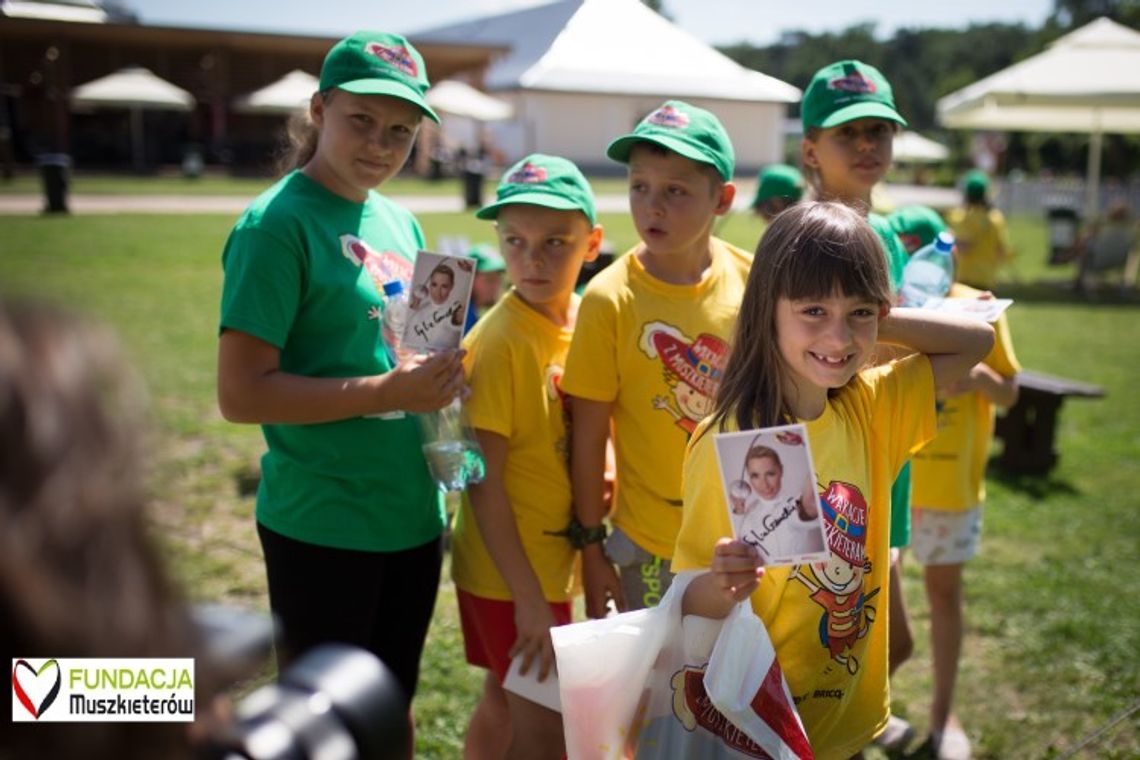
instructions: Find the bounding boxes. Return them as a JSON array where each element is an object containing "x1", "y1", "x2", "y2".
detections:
[
  {"x1": 552, "y1": 605, "x2": 668, "y2": 759},
  {"x1": 704, "y1": 602, "x2": 814, "y2": 760}
]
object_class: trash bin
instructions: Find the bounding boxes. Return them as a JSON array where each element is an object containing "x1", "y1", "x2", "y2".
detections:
[
  {"x1": 463, "y1": 169, "x2": 484, "y2": 209},
  {"x1": 1045, "y1": 206, "x2": 1080, "y2": 265},
  {"x1": 37, "y1": 153, "x2": 71, "y2": 214}
]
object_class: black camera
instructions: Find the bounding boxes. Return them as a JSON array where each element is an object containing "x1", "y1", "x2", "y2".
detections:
[{"x1": 194, "y1": 606, "x2": 409, "y2": 760}]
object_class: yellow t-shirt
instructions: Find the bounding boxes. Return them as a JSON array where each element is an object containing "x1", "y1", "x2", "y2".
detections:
[
  {"x1": 912, "y1": 284, "x2": 1020, "y2": 511},
  {"x1": 450, "y1": 291, "x2": 578, "y2": 602},
  {"x1": 674, "y1": 355, "x2": 937, "y2": 760},
  {"x1": 946, "y1": 206, "x2": 1011, "y2": 289},
  {"x1": 561, "y1": 238, "x2": 753, "y2": 559}
]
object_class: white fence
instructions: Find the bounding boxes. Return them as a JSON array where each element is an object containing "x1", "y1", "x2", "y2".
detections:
[{"x1": 995, "y1": 175, "x2": 1140, "y2": 219}]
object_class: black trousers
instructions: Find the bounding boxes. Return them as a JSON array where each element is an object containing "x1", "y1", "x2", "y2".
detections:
[{"x1": 257, "y1": 523, "x2": 443, "y2": 701}]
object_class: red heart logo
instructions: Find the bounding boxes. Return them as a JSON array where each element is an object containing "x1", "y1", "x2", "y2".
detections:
[
  {"x1": 349, "y1": 240, "x2": 370, "y2": 265},
  {"x1": 12, "y1": 658, "x2": 62, "y2": 719}
]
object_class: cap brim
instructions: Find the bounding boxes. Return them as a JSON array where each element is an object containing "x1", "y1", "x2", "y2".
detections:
[
  {"x1": 475, "y1": 193, "x2": 586, "y2": 220},
  {"x1": 817, "y1": 102, "x2": 907, "y2": 129},
  {"x1": 337, "y1": 78, "x2": 440, "y2": 123},
  {"x1": 606, "y1": 134, "x2": 719, "y2": 176}
]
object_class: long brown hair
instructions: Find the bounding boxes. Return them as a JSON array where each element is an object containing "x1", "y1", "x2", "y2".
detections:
[
  {"x1": 712, "y1": 201, "x2": 892, "y2": 432},
  {"x1": 276, "y1": 88, "x2": 334, "y2": 175},
  {"x1": 0, "y1": 300, "x2": 201, "y2": 759}
]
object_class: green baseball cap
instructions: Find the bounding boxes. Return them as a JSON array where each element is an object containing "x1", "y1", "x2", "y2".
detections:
[
  {"x1": 964, "y1": 170, "x2": 990, "y2": 201},
  {"x1": 476, "y1": 154, "x2": 597, "y2": 225},
  {"x1": 468, "y1": 243, "x2": 506, "y2": 273},
  {"x1": 752, "y1": 164, "x2": 805, "y2": 208},
  {"x1": 319, "y1": 31, "x2": 440, "y2": 123},
  {"x1": 801, "y1": 60, "x2": 906, "y2": 132},
  {"x1": 888, "y1": 204, "x2": 949, "y2": 253},
  {"x1": 606, "y1": 100, "x2": 735, "y2": 181}
]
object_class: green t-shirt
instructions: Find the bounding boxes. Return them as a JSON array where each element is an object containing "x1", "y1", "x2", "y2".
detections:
[
  {"x1": 220, "y1": 171, "x2": 444, "y2": 552},
  {"x1": 868, "y1": 212, "x2": 912, "y2": 547},
  {"x1": 868, "y1": 212, "x2": 909, "y2": 294}
]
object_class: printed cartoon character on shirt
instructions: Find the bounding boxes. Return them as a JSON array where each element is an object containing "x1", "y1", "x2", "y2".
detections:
[
  {"x1": 640, "y1": 323, "x2": 729, "y2": 437},
  {"x1": 790, "y1": 480, "x2": 879, "y2": 676},
  {"x1": 340, "y1": 234, "x2": 415, "y2": 323},
  {"x1": 546, "y1": 363, "x2": 572, "y2": 463}
]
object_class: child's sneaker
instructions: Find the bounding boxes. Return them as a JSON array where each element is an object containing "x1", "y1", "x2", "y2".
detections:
[
  {"x1": 933, "y1": 724, "x2": 971, "y2": 760},
  {"x1": 874, "y1": 714, "x2": 915, "y2": 752}
]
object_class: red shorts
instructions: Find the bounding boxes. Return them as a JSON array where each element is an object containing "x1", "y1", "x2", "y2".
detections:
[{"x1": 456, "y1": 589, "x2": 573, "y2": 682}]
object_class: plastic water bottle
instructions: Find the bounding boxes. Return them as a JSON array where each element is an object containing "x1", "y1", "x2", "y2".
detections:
[
  {"x1": 378, "y1": 279, "x2": 485, "y2": 491},
  {"x1": 381, "y1": 280, "x2": 412, "y2": 366},
  {"x1": 900, "y1": 231, "x2": 956, "y2": 307},
  {"x1": 419, "y1": 398, "x2": 486, "y2": 492}
]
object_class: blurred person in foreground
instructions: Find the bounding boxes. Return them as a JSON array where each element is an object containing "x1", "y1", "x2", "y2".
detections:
[{"x1": 0, "y1": 299, "x2": 206, "y2": 760}]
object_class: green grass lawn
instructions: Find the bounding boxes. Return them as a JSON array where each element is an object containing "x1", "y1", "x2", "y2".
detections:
[{"x1": 1, "y1": 211, "x2": 1136, "y2": 758}]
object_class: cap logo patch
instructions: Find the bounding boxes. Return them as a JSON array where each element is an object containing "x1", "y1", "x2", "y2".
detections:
[
  {"x1": 828, "y1": 72, "x2": 876, "y2": 94},
  {"x1": 507, "y1": 162, "x2": 547, "y2": 184},
  {"x1": 647, "y1": 105, "x2": 689, "y2": 129},
  {"x1": 366, "y1": 42, "x2": 418, "y2": 77}
]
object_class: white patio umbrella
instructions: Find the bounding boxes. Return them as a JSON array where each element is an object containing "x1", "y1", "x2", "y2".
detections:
[
  {"x1": 71, "y1": 66, "x2": 196, "y2": 171},
  {"x1": 892, "y1": 131, "x2": 950, "y2": 163},
  {"x1": 233, "y1": 70, "x2": 319, "y2": 115},
  {"x1": 426, "y1": 80, "x2": 513, "y2": 122},
  {"x1": 937, "y1": 17, "x2": 1140, "y2": 217}
]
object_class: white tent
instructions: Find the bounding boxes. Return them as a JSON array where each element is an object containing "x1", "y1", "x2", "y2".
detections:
[
  {"x1": 233, "y1": 70, "x2": 318, "y2": 115},
  {"x1": 937, "y1": 17, "x2": 1140, "y2": 216},
  {"x1": 427, "y1": 80, "x2": 513, "y2": 121},
  {"x1": 412, "y1": 0, "x2": 799, "y2": 172},
  {"x1": 71, "y1": 66, "x2": 195, "y2": 171},
  {"x1": 893, "y1": 131, "x2": 950, "y2": 163}
]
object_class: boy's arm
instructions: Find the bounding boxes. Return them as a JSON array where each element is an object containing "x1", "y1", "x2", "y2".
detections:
[
  {"x1": 876, "y1": 307, "x2": 994, "y2": 397},
  {"x1": 217, "y1": 328, "x2": 464, "y2": 423},
  {"x1": 570, "y1": 396, "x2": 626, "y2": 618},
  {"x1": 466, "y1": 428, "x2": 558, "y2": 680}
]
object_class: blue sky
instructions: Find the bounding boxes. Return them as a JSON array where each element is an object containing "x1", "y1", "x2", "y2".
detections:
[{"x1": 126, "y1": 0, "x2": 1054, "y2": 47}]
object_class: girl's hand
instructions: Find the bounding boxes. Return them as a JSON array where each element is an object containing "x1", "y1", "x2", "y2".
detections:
[
  {"x1": 383, "y1": 349, "x2": 466, "y2": 412},
  {"x1": 509, "y1": 593, "x2": 559, "y2": 682},
  {"x1": 710, "y1": 537, "x2": 764, "y2": 603}
]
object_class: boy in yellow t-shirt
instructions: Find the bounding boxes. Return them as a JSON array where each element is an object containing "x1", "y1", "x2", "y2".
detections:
[
  {"x1": 451, "y1": 154, "x2": 603, "y2": 758},
  {"x1": 894, "y1": 208, "x2": 1021, "y2": 760},
  {"x1": 562, "y1": 100, "x2": 751, "y2": 618}
]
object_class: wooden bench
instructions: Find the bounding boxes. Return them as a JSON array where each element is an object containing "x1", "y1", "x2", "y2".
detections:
[{"x1": 993, "y1": 369, "x2": 1105, "y2": 475}]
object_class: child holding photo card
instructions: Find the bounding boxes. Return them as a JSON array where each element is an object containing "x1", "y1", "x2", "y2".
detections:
[
  {"x1": 673, "y1": 202, "x2": 993, "y2": 759},
  {"x1": 718, "y1": 428, "x2": 826, "y2": 565},
  {"x1": 450, "y1": 154, "x2": 603, "y2": 758}
]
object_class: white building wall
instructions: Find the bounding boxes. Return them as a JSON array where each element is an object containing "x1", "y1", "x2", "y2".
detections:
[{"x1": 488, "y1": 91, "x2": 787, "y2": 176}]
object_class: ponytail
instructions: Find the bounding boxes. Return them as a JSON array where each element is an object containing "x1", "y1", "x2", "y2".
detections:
[{"x1": 276, "y1": 89, "x2": 333, "y2": 176}]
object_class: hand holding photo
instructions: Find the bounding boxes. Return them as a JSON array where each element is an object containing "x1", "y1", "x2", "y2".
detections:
[
  {"x1": 402, "y1": 250, "x2": 476, "y2": 351},
  {"x1": 713, "y1": 424, "x2": 829, "y2": 566}
]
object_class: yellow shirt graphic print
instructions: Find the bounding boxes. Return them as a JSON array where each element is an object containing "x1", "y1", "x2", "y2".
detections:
[{"x1": 642, "y1": 322, "x2": 729, "y2": 436}]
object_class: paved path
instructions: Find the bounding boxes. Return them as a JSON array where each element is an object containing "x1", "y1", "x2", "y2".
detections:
[{"x1": 0, "y1": 184, "x2": 958, "y2": 216}]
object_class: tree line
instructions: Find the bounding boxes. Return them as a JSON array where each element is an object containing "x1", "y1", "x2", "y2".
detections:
[{"x1": 696, "y1": 2, "x2": 1140, "y2": 178}]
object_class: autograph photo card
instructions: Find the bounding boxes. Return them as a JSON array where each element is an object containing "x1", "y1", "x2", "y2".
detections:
[
  {"x1": 403, "y1": 250, "x2": 476, "y2": 352},
  {"x1": 713, "y1": 424, "x2": 829, "y2": 566}
]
